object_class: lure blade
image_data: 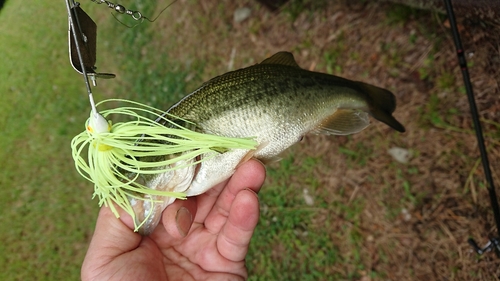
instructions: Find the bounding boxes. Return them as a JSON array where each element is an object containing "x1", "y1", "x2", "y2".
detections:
[
  {"x1": 68, "y1": 5, "x2": 97, "y2": 74},
  {"x1": 68, "y1": 3, "x2": 115, "y2": 82}
]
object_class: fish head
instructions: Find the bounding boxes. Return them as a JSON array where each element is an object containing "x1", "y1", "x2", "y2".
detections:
[{"x1": 127, "y1": 158, "x2": 196, "y2": 235}]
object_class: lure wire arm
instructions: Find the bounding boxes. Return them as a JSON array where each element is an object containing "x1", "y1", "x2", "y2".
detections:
[
  {"x1": 66, "y1": 0, "x2": 98, "y2": 115},
  {"x1": 443, "y1": 0, "x2": 500, "y2": 257}
]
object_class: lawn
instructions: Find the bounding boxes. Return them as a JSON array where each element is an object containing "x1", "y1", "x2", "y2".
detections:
[
  {"x1": 1, "y1": 0, "x2": 499, "y2": 280},
  {"x1": 0, "y1": 1, "x2": 95, "y2": 279}
]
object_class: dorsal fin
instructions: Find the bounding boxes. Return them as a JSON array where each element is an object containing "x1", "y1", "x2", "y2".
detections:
[{"x1": 260, "y1": 51, "x2": 301, "y2": 68}]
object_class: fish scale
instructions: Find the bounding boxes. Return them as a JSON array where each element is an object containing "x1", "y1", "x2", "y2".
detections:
[{"x1": 132, "y1": 51, "x2": 405, "y2": 235}]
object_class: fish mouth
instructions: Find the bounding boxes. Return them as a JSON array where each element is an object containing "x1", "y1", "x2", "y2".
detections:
[
  {"x1": 130, "y1": 195, "x2": 176, "y2": 235},
  {"x1": 128, "y1": 159, "x2": 198, "y2": 235}
]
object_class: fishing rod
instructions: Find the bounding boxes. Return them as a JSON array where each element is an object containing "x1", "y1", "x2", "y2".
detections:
[{"x1": 443, "y1": 0, "x2": 500, "y2": 257}]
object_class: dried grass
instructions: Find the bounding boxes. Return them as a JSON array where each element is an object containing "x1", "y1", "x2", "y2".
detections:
[{"x1": 152, "y1": 1, "x2": 500, "y2": 279}]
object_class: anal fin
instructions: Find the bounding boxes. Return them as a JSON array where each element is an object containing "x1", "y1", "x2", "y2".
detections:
[
  {"x1": 237, "y1": 150, "x2": 257, "y2": 168},
  {"x1": 313, "y1": 109, "x2": 370, "y2": 135},
  {"x1": 236, "y1": 141, "x2": 268, "y2": 167}
]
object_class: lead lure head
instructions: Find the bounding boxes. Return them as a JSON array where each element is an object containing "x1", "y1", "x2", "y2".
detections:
[{"x1": 88, "y1": 111, "x2": 110, "y2": 133}]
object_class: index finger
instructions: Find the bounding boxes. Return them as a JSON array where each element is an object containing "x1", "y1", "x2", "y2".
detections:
[{"x1": 202, "y1": 159, "x2": 266, "y2": 233}]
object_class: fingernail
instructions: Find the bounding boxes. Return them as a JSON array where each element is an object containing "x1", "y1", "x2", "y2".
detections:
[
  {"x1": 244, "y1": 188, "x2": 259, "y2": 199},
  {"x1": 175, "y1": 207, "x2": 192, "y2": 238}
]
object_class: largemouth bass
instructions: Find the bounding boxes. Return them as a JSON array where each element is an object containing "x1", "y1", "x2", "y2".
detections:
[{"x1": 131, "y1": 51, "x2": 405, "y2": 234}]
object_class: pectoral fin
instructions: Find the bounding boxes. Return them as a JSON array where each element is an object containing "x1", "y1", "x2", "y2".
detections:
[{"x1": 313, "y1": 109, "x2": 370, "y2": 135}]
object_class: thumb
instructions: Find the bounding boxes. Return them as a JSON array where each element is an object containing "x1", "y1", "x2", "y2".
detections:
[{"x1": 82, "y1": 206, "x2": 141, "y2": 274}]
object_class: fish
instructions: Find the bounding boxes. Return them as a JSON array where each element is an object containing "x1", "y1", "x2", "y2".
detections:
[{"x1": 130, "y1": 51, "x2": 405, "y2": 235}]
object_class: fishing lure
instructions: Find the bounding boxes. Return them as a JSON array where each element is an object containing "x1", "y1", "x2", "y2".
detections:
[
  {"x1": 70, "y1": 99, "x2": 257, "y2": 231},
  {"x1": 66, "y1": 0, "x2": 257, "y2": 231}
]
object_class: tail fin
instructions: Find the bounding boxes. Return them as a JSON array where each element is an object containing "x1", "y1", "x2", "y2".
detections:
[{"x1": 358, "y1": 82, "x2": 406, "y2": 132}]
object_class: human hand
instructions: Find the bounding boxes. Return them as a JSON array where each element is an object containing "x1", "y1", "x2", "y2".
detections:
[{"x1": 81, "y1": 159, "x2": 266, "y2": 281}]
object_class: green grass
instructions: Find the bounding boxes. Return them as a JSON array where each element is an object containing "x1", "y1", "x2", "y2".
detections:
[
  {"x1": 282, "y1": 0, "x2": 330, "y2": 22},
  {"x1": 3, "y1": 1, "x2": 470, "y2": 280},
  {"x1": 384, "y1": 3, "x2": 431, "y2": 26},
  {"x1": 0, "y1": 1, "x2": 96, "y2": 279},
  {"x1": 0, "y1": 1, "x2": 189, "y2": 279},
  {"x1": 94, "y1": 2, "x2": 191, "y2": 107},
  {"x1": 246, "y1": 151, "x2": 371, "y2": 280},
  {"x1": 338, "y1": 141, "x2": 374, "y2": 168},
  {"x1": 248, "y1": 172, "x2": 340, "y2": 278}
]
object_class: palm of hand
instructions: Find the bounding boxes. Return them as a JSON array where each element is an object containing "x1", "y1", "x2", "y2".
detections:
[{"x1": 82, "y1": 160, "x2": 265, "y2": 281}]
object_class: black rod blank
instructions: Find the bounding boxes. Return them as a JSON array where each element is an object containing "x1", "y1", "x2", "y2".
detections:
[{"x1": 443, "y1": 0, "x2": 500, "y2": 256}]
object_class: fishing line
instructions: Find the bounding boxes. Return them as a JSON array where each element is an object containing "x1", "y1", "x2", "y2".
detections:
[
  {"x1": 65, "y1": 0, "x2": 173, "y2": 116},
  {"x1": 443, "y1": 0, "x2": 500, "y2": 257}
]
